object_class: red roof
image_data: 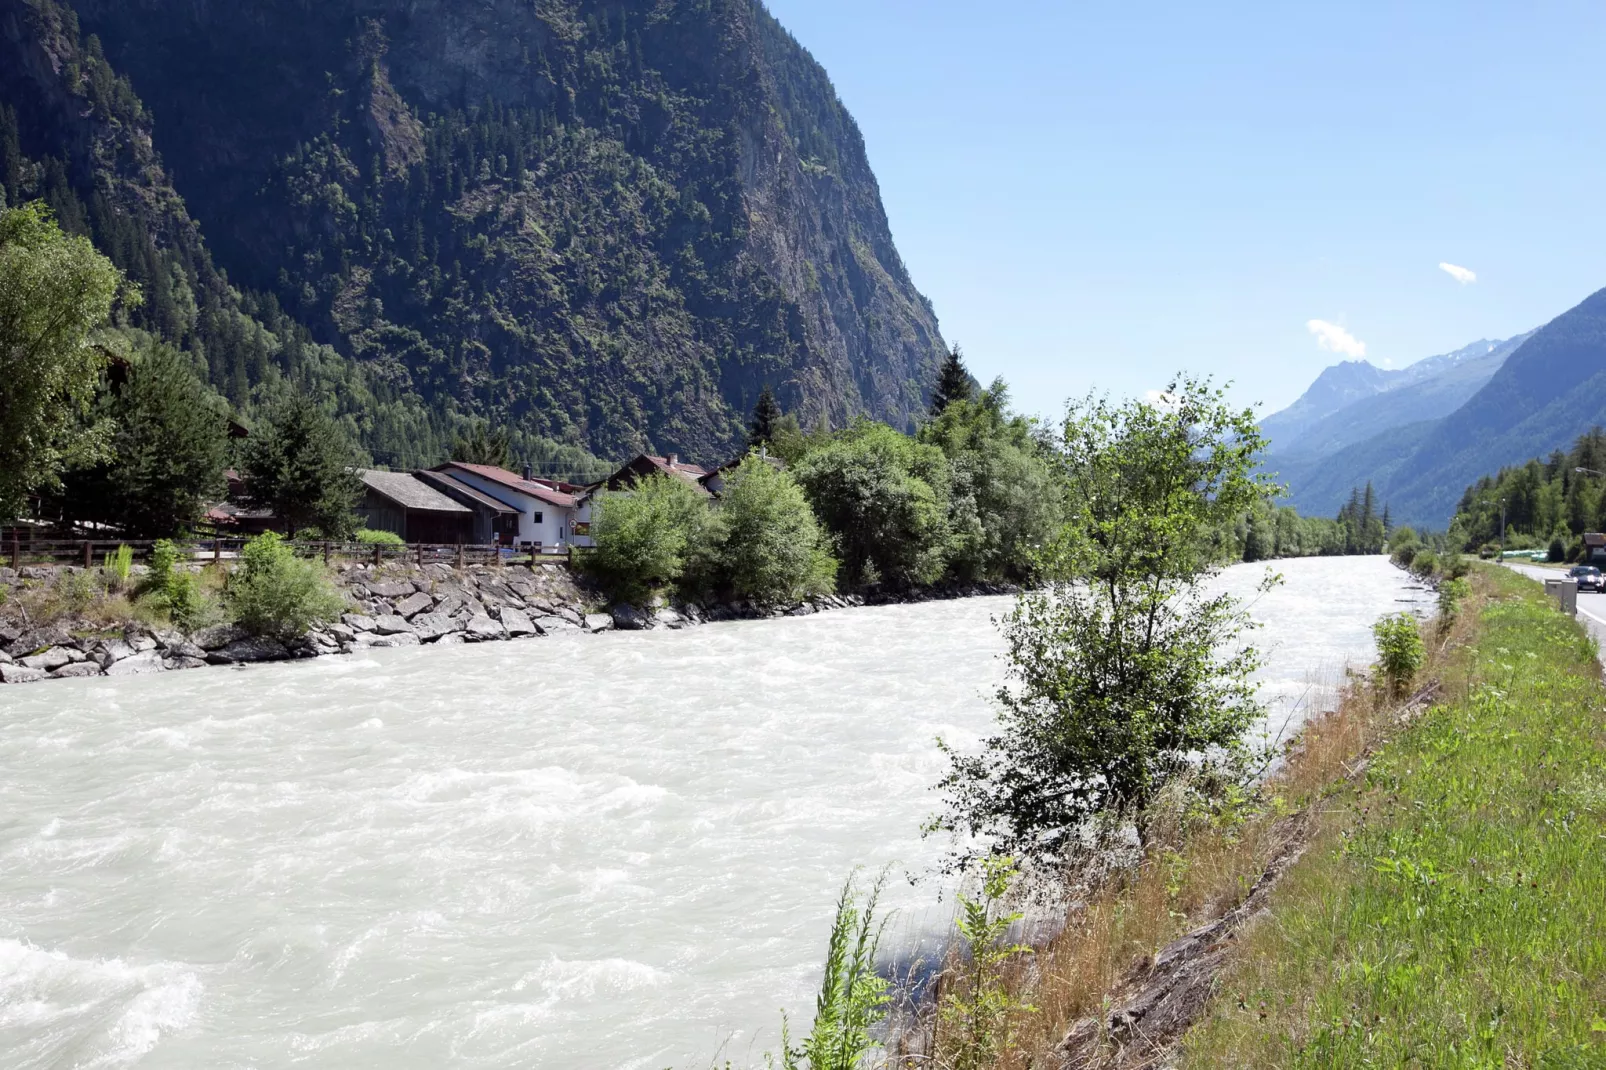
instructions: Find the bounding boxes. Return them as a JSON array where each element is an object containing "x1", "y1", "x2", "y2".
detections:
[{"x1": 435, "y1": 462, "x2": 579, "y2": 509}]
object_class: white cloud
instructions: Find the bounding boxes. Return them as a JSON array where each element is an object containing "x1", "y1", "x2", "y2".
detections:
[
  {"x1": 1306, "y1": 319, "x2": 1367, "y2": 359},
  {"x1": 1439, "y1": 262, "x2": 1477, "y2": 285}
]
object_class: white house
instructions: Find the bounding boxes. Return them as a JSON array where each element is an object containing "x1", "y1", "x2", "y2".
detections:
[{"x1": 431, "y1": 462, "x2": 584, "y2": 551}]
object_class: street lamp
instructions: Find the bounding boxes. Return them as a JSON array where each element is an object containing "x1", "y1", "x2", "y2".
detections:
[{"x1": 1578, "y1": 467, "x2": 1603, "y2": 477}]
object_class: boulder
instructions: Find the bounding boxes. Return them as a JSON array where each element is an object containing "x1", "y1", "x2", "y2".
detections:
[
  {"x1": 364, "y1": 581, "x2": 416, "y2": 599},
  {"x1": 162, "y1": 656, "x2": 208, "y2": 671},
  {"x1": 191, "y1": 624, "x2": 247, "y2": 651},
  {"x1": 131, "y1": 635, "x2": 158, "y2": 653},
  {"x1": 659, "y1": 609, "x2": 686, "y2": 629},
  {"x1": 372, "y1": 615, "x2": 416, "y2": 636},
  {"x1": 104, "y1": 651, "x2": 164, "y2": 676},
  {"x1": 7, "y1": 624, "x2": 72, "y2": 658},
  {"x1": 500, "y1": 608, "x2": 537, "y2": 637},
  {"x1": 162, "y1": 639, "x2": 208, "y2": 661},
  {"x1": 430, "y1": 632, "x2": 467, "y2": 645},
  {"x1": 327, "y1": 622, "x2": 357, "y2": 642},
  {"x1": 411, "y1": 612, "x2": 461, "y2": 642},
  {"x1": 341, "y1": 613, "x2": 379, "y2": 633},
  {"x1": 50, "y1": 661, "x2": 103, "y2": 679},
  {"x1": 584, "y1": 613, "x2": 614, "y2": 633},
  {"x1": 464, "y1": 614, "x2": 506, "y2": 641},
  {"x1": 610, "y1": 603, "x2": 652, "y2": 630},
  {"x1": 393, "y1": 591, "x2": 434, "y2": 619},
  {"x1": 0, "y1": 651, "x2": 11, "y2": 664},
  {"x1": 21, "y1": 647, "x2": 75, "y2": 672},
  {"x1": 0, "y1": 663, "x2": 46, "y2": 684},
  {"x1": 207, "y1": 637, "x2": 289, "y2": 664},
  {"x1": 93, "y1": 639, "x2": 136, "y2": 667},
  {"x1": 534, "y1": 615, "x2": 580, "y2": 633}
]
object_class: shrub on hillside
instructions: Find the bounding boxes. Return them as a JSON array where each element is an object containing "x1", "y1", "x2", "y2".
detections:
[
  {"x1": 355, "y1": 528, "x2": 405, "y2": 546},
  {"x1": 1548, "y1": 536, "x2": 1567, "y2": 563},
  {"x1": 229, "y1": 532, "x2": 345, "y2": 640}
]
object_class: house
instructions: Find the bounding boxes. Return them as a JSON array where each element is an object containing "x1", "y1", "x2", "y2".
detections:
[
  {"x1": 698, "y1": 450, "x2": 784, "y2": 497},
  {"x1": 430, "y1": 462, "x2": 584, "y2": 550},
  {"x1": 1585, "y1": 532, "x2": 1606, "y2": 564},
  {"x1": 414, "y1": 469, "x2": 523, "y2": 545},
  {"x1": 356, "y1": 470, "x2": 475, "y2": 543},
  {"x1": 601, "y1": 453, "x2": 712, "y2": 494}
]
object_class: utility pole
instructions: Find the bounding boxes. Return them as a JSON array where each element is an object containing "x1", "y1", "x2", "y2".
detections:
[{"x1": 1500, "y1": 497, "x2": 1508, "y2": 557}]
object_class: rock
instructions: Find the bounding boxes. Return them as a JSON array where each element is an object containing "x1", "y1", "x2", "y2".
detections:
[
  {"x1": 363, "y1": 632, "x2": 422, "y2": 649},
  {"x1": 372, "y1": 615, "x2": 416, "y2": 636},
  {"x1": 104, "y1": 651, "x2": 164, "y2": 676},
  {"x1": 611, "y1": 603, "x2": 652, "y2": 630},
  {"x1": 21, "y1": 647, "x2": 75, "y2": 671},
  {"x1": 0, "y1": 663, "x2": 46, "y2": 684},
  {"x1": 411, "y1": 612, "x2": 461, "y2": 642},
  {"x1": 0, "y1": 651, "x2": 11, "y2": 665},
  {"x1": 393, "y1": 591, "x2": 434, "y2": 618},
  {"x1": 430, "y1": 632, "x2": 467, "y2": 645},
  {"x1": 93, "y1": 639, "x2": 136, "y2": 667},
  {"x1": 131, "y1": 635, "x2": 158, "y2": 653},
  {"x1": 659, "y1": 609, "x2": 685, "y2": 629},
  {"x1": 7, "y1": 624, "x2": 72, "y2": 658},
  {"x1": 327, "y1": 622, "x2": 357, "y2": 642},
  {"x1": 162, "y1": 656, "x2": 208, "y2": 671},
  {"x1": 342, "y1": 613, "x2": 379, "y2": 633},
  {"x1": 162, "y1": 639, "x2": 208, "y2": 660},
  {"x1": 191, "y1": 624, "x2": 247, "y2": 651},
  {"x1": 364, "y1": 581, "x2": 416, "y2": 599},
  {"x1": 500, "y1": 608, "x2": 537, "y2": 637},
  {"x1": 50, "y1": 661, "x2": 103, "y2": 678},
  {"x1": 534, "y1": 615, "x2": 580, "y2": 633},
  {"x1": 584, "y1": 613, "x2": 614, "y2": 633},
  {"x1": 464, "y1": 614, "x2": 506, "y2": 641},
  {"x1": 207, "y1": 637, "x2": 289, "y2": 664}
]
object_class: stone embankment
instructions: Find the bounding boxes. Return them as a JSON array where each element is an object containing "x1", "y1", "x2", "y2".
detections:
[{"x1": 0, "y1": 559, "x2": 1018, "y2": 686}]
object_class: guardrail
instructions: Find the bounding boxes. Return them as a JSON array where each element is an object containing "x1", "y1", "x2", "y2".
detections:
[{"x1": 1, "y1": 534, "x2": 582, "y2": 570}]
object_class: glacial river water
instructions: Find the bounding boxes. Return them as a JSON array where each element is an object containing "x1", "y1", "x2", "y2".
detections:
[{"x1": 0, "y1": 556, "x2": 1428, "y2": 1069}]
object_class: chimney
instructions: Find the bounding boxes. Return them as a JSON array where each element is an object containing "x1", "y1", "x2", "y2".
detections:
[
  {"x1": 667, "y1": 453, "x2": 679, "y2": 467},
  {"x1": 522, "y1": 463, "x2": 533, "y2": 481}
]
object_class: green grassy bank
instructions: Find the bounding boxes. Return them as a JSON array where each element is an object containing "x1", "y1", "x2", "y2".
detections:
[{"x1": 1184, "y1": 566, "x2": 1606, "y2": 1065}]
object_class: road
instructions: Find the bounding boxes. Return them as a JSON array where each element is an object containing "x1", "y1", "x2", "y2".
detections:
[{"x1": 1502, "y1": 561, "x2": 1606, "y2": 650}]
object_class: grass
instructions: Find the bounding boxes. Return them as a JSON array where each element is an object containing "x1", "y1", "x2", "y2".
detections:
[
  {"x1": 1181, "y1": 565, "x2": 1606, "y2": 1066},
  {"x1": 884, "y1": 577, "x2": 1481, "y2": 1068}
]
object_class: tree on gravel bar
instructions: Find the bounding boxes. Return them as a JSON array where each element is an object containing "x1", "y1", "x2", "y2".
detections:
[{"x1": 930, "y1": 376, "x2": 1278, "y2": 868}]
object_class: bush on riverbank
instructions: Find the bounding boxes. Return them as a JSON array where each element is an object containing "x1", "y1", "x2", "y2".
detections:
[{"x1": 228, "y1": 532, "x2": 346, "y2": 640}]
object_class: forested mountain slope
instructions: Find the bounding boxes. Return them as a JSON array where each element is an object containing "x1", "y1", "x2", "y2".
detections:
[
  {"x1": 0, "y1": 0, "x2": 945, "y2": 467},
  {"x1": 1272, "y1": 289, "x2": 1606, "y2": 527}
]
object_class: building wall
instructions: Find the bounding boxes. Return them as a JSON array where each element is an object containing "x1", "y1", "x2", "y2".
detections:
[{"x1": 446, "y1": 471, "x2": 575, "y2": 547}]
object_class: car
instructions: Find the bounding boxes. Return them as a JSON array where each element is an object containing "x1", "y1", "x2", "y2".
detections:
[{"x1": 1567, "y1": 565, "x2": 1603, "y2": 592}]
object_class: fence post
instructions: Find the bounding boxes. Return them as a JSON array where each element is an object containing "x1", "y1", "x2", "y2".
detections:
[
  {"x1": 10, "y1": 533, "x2": 19, "y2": 570},
  {"x1": 494, "y1": 542, "x2": 502, "y2": 568},
  {"x1": 456, "y1": 542, "x2": 465, "y2": 571},
  {"x1": 82, "y1": 540, "x2": 92, "y2": 568},
  {"x1": 372, "y1": 544, "x2": 382, "y2": 568},
  {"x1": 213, "y1": 538, "x2": 221, "y2": 565},
  {"x1": 416, "y1": 544, "x2": 424, "y2": 568}
]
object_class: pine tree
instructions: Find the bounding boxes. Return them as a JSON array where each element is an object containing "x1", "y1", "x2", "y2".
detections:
[
  {"x1": 930, "y1": 344, "x2": 976, "y2": 416},
  {"x1": 747, "y1": 384, "x2": 782, "y2": 449},
  {"x1": 451, "y1": 421, "x2": 511, "y2": 467},
  {"x1": 243, "y1": 391, "x2": 361, "y2": 536}
]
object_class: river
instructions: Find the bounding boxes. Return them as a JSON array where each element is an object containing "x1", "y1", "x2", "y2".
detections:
[{"x1": 0, "y1": 556, "x2": 1427, "y2": 1068}]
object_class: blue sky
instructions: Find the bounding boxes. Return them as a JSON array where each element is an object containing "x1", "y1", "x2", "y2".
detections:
[{"x1": 763, "y1": 0, "x2": 1606, "y2": 418}]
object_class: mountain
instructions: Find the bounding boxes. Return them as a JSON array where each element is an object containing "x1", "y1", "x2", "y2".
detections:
[
  {"x1": 1271, "y1": 288, "x2": 1606, "y2": 528},
  {"x1": 0, "y1": 0, "x2": 946, "y2": 467},
  {"x1": 1261, "y1": 336, "x2": 1524, "y2": 459}
]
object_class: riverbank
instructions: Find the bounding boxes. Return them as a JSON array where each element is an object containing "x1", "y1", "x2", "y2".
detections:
[
  {"x1": 0, "y1": 559, "x2": 1019, "y2": 685},
  {"x1": 895, "y1": 563, "x2": 1605, "y2": 1068}
]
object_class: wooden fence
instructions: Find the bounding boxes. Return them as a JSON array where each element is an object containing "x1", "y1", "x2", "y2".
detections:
[{"x1": 1, "y1": 532, "x2": 580, "y2": 571}]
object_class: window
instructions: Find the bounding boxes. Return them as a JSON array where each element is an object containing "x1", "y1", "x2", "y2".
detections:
[{"x1": 532, "y1": 511, "x2": 544, "y2": 524}]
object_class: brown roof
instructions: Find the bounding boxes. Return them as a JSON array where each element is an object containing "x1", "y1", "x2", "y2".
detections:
[
  {"x1": 1585, "y1": 532, "x2": 1606, "y2": 548},
  {"x1": 435, "y1": 462, "x2": 579, "y2": 508},
  {"x1": 359, "y1": 470, "x2": 472, "y2": 514}
]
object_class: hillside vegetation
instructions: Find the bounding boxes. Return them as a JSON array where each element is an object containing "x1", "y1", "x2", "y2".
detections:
[{"x1": 0, "y1": 0, "x2": 945, "y2": 468}]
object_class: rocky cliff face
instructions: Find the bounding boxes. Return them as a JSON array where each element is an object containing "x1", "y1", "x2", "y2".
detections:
[{"x1": 34, "y1": 0, "x2": 946, "y2": 462}]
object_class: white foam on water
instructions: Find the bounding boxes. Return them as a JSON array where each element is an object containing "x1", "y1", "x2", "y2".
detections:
[{"x1": 0, "y1": 557, "x2": 1426, "y2": 1068}]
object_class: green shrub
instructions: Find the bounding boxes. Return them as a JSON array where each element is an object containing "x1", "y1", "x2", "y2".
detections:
[
  {"x1": 354, "y1": 528, "x2": 405, "y2": 546},
  {"x1": 1372, "y1": 613, "x2": 1425, "y2": 697},
  {"x1": 586, "y1": 474, "x2": 715, "y2": 603},
  {"x1": 782, "y1": 871, "x2": 890, "y2": 1070},
  {"x1": 1437, "y1": 576, "x2": 1471, "y2": 625},
  {"x1": 145, "y1": 538, "x2": 179, "y2": 593},
  {"x1": 55, "y1": 569, "x2": 99, "y2": 614},
  {"x1": 1390, "y1": 544, "x2": 1418, "y2": 569},
  {"x1": 229, "y1": 532, "x2": 345, "y2": 640},
  {"x1": 1409, "y1": 550, "x2": 1440, "y2": 579},
  {"x1": 1477, "y1": 542, "x2": 1501, "y2": 560},
  {"x1": 936, "y1": 857, "x2": 1035, "y2": 1070},
  {"x1": 102, "y1": 544, "x2": 134, "y2": 590},
  {"x1": 713, "y1": 454, "x2": 837, "y2": 604}
]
